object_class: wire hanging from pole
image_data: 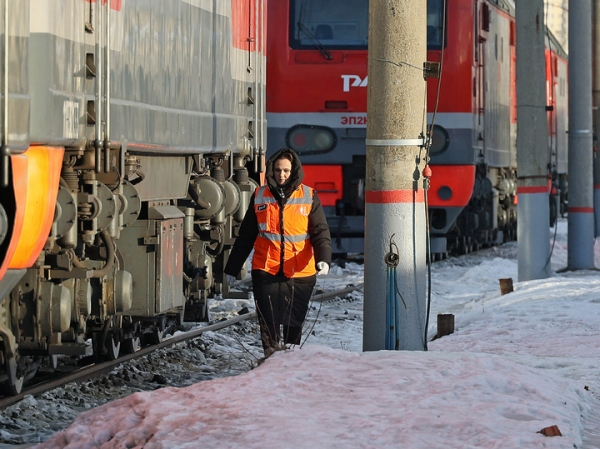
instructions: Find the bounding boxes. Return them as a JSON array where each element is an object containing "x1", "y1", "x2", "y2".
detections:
[
  {"x1": 422, "y1": 0, "x2": 448, "y2": 351},
  {"x1": 384, "y1": 235, "x2": 406, "y2": 350}
]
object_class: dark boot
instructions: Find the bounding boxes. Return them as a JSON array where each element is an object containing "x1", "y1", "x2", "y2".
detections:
[{"x1": 283, "y1": 325, "x2": 302, "y2": 346}]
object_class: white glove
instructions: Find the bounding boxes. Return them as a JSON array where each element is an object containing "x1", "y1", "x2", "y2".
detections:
[
  {"x1": 226, "y1": 274, "x2": 237, "y2": 287},
  {"x1": 316, "y1": 262, "x2": 329, "y2": 275}
]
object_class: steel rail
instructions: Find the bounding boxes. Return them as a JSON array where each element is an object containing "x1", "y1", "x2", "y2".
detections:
[
  {"x1": 311, "y1": 283, "x2": 364, "y2": 302},
  {"x1": 0, "y1": 311, "x2": 257, "y2": 410},
  {"x1": 0, "y1": 281, "x2": 365, "y2": 409}
]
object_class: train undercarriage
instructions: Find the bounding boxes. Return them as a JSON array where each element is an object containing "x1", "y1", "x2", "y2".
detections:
[
  {"x1": 430, "y1": 166, "x2": 564, "y2": 259},
  {"x1": 327, "y1": 163, "x2": 564, "y2": 261},
  {"x1": 0, "y1": 148, "x2": 258, "y2": 395}
]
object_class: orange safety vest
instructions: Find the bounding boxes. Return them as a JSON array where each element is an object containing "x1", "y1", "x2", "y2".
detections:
[{"x1": 252, "y1": 184, "x2": 316, "y2": 277}]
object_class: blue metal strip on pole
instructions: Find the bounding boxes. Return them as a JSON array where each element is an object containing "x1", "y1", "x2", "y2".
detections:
[
  {"x1": 385, "y1": 266, "x2": 394, "y2": 349},
  {"x1": 385, "y1": 265, "x2": 400, "y2": 350},
  {"x1": 394, "y1": 271, "x2": 399, "y2": 349},
  {"x1": 384, "y1": 238, "x2": 402, "y2": 350}
]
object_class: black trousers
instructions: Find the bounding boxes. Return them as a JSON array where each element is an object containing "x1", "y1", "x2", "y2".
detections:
[{"x1": 251, "y1": 270, "x2": 316, "y2": 352}]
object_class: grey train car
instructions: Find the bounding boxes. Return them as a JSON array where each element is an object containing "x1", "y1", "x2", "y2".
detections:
[{"x1": 0, "y1": 0, "x2": 266, "y2": 395}]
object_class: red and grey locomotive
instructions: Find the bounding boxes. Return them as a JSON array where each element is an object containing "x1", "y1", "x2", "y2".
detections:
[{"x1": 266, "y1": 0, "x2": 568, "y2": 256}]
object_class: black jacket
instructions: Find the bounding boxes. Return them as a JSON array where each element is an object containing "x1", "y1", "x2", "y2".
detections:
[{"x1": 224, "y1": 148, "x2": 332, "y2": 277}]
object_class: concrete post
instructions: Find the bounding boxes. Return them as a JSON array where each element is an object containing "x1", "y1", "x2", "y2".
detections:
[
  {"x1": 363, "y1": 0, "x2": 428, "y2": 351},
  {"x1": 593, "y1": 0, "x2": 600, "y2": 237},
  {"x1": 516, "y1": 0, "x2": 551, "y2": 281},
  {"x1": 568, "y1": 0, "x2": 596, "y2": 269}
]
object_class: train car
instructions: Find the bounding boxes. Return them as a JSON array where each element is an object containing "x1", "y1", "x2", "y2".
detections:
[
  {"x1": 0, "y1": 0, "x2": 266, "y2": 395},
  {"x1": 545, "y1": 32, "x2": 569, "y2": 219},
  {"x1": 266, "y1": 0, "x2": 568, "y2": 256}
]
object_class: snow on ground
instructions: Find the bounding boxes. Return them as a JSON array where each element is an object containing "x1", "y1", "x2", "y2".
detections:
[
  {"x1": 34, "y1": 346, "x2": 591, "y2": 449},
  {"x1": 8, "y1": 219, "x2": 600, "y2": 448}
]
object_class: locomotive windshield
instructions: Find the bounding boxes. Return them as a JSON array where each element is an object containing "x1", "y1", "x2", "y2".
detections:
[
  {"x1": 290, "y1": 0, "x2": 445, "y2": 50},
  {"x1": 427, "y1": 0, "x2": 446, "y2": 50},
  {"x1": 290, "y1": 0, "x2": 369, "y2": 50}
]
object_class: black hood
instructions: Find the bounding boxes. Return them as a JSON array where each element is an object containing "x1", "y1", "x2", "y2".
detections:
[{"x1": 265, "y1": 148, "x2": 304, "y2": 198}]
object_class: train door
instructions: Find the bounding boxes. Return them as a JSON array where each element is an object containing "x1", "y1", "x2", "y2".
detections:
[{"x1": 474, "y1": 0, "x2": 489, "y2": 155}]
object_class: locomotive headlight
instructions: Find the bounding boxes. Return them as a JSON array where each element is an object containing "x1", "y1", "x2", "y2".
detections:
[
  {"x1": 314, "y1": 130, "x2": 334, "y2": 150},
  {"x1": 286, "y1": 125, "x2": 337, "y2": 155},
  {"x1": 428, "y1": 124, "x2": 450, "y2": 156}
]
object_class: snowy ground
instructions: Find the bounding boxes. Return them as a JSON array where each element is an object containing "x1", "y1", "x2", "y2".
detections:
[
  {"x1": 2, "y1": 218, "x2": 600, "y2": 448},
  {"x1": 0, "y1": 315, "x2": 264, "y2": 446}
]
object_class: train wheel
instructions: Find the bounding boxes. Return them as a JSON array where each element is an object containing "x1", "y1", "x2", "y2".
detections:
[
  {"x1": 122, "y1": 336, "x2": 141, "y2": 354},
  {"x1": 459, "y1": 237, "x2": 468, "y2": 255},
  {"x1": 104, "y1": 332, "x2": 121, "y2": 361},
  {"x1": 1, "y1": 376, "x2": 24, "y2": 396},
  {"x1": 183, "y1": 301, "x2": 210, "y2": 323},
  {"x1": 142, "y1": 327, "x2": 163, "y2": 346},
  {"x1": 142, "y1": 317, "x2": 166, "y2": 346},
  {"x1": 91, "y1": 332, "x2": 121, "y2": 361},
  {"x1": 122, "y1": 320, "x2": 141, "y2": 354},
  {"x1": 1, "y1": 359, "x2": 24, "y2": 396}
]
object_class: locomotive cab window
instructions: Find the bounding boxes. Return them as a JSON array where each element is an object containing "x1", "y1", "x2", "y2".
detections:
[
  {"x1": 427, "y1": 0, "x2": 446, "y2": 50},
  {"x1": 290, "y1": 0, "x2": 445, "y2": 51},
  {"x1": 290, "y1": 0, "x2": 368, "y2": 50}
]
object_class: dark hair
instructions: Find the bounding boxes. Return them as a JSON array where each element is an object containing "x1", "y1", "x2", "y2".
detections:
[{"x1": 275, "y1": 152, "x2": 294, "y2": 164}]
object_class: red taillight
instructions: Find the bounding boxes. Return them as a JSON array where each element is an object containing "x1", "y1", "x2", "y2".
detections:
[
  {"x1": 291, "y1": 131, "x2": 308, "y2": 148},
  {"x1": 286, "y1": 125, "x2": 337, "y2": 155}
]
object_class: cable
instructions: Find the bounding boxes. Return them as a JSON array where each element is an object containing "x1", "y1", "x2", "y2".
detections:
[
  {"x1": 421, "y1": 0, "x2": 447, "y2": 351},
  {"x1": 300, "y1": 277, "x2": 325, "y2": 348},
  {"x1": 384, "y1": 235, "x2": 406, "y2": 350},
  {"x1": 423, "y1": 190, "x2": 432, "y2": 350}
]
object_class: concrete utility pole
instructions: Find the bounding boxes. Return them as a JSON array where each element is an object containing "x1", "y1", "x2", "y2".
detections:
[
  {"x1": 568, "y1": 0, "x2": 595, "y2": 269},
  {"x1": 363, "y1": 0, "x2": 428, "y2": 351},
  {"x1": 593, "y1": 0, "x2": 600, "y2": 237},
  {"x1": 516, "y1": 0, "x2": 550, "y2": 281}
]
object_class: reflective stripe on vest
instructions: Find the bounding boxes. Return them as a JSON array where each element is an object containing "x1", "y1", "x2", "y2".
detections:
[{"x1": 252, "y1": 184, "x2": 316, "y2": 277}]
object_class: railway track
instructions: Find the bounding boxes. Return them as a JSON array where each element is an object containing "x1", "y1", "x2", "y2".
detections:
[
  {"x1": 312, "y1": 283, "x2": 364, "y2": 302},
  {"x1": 0, "y1": 311, "x2": 257, "y2": 410},
  {"x1": 0, "y1": 283, "x2": 363, "y2": 411}
]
